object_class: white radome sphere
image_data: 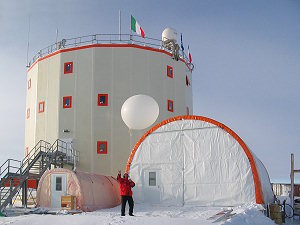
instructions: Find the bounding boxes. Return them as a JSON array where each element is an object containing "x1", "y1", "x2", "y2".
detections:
[
  {"x1": 121, "y1": 95, "x2": 159, "y2": 130},
  {"x1": 162, "y1": 27, "x2": 177, "y2": 43}
]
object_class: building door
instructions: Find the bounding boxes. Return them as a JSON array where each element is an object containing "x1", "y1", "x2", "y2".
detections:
[
  {"x1": 143, "y1": 170, "x2": 161, "y2": 203},
  {"x1": 51, "y1": 174, "x2": 67, "y2": 208}
]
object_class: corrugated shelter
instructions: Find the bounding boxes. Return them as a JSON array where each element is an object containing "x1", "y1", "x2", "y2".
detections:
[
  {"x1": 126, "y1": 115, "x2": 274, "y2": 206},
  {"x1": 36, "y1": 168, "x2": 120, "y2": 211}
]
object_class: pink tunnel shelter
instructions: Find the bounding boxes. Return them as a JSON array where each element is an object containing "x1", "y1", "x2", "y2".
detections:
[{"x1": 36, "y1": 168, "x2": 121, "y2": 211}]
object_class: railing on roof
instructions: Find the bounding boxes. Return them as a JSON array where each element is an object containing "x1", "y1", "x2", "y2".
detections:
[{"x1": 27, "y1": 34, "x2": 193, "y2": 70}]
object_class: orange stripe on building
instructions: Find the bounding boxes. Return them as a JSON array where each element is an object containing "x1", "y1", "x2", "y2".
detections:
[
  {"x1": 27, "y1": 44, "x2": 191, "y2": 73},
  {"x1": 125, "y1": 115, "x2": 264, "y2": 204}
]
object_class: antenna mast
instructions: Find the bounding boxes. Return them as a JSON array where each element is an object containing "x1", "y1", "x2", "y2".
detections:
[{"x1": 26, "y1": 16, "x2": 30, "y2": 68}]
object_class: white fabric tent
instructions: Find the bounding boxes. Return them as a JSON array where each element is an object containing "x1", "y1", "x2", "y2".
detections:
[{"x1": 126, "y1": 115, "x2": 274, "y2": 206}]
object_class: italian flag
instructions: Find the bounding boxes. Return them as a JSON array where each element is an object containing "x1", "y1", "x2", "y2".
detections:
[{"x1": 131, "y1": 15, "x2": 145, "y2": 38}]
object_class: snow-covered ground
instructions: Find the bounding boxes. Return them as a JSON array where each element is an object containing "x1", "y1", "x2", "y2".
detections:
[{"x1": 0, "y1": 203, "x2": 280, "y2": 225}]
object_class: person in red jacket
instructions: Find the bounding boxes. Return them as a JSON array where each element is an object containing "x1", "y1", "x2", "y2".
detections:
[{"x1": 117, "y1": 170, "x2": 135, "y2": 216}]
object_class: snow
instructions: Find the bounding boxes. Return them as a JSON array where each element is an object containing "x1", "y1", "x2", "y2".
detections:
[{"x1": 0, "y1": 203, "x2": 278, "y2": 225}]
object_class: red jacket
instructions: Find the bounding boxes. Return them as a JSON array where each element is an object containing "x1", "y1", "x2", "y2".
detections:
[{"x1": 117, "y1": 174, "x2": 135, "y2": 196}]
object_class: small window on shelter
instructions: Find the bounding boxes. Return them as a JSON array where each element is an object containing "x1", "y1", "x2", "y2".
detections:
[
  {"x1": 168, "y1": 100, "x2": 174, "y2": 112},
  {"x1": 149, "y1": 172, "x2": 156, "y2": 186},
  {"x1": 167, "y1": 65, "x2": 173, "y2": 78},
  {"x1": 64, "y1": 62, "x2": 73, "y2": 74},
  {"x1": 63, "y1": 96, "x2": 72, "y2": 108},
  {"x1": 56, "y1": 177, "x2": 62, "y2": 191},
  {"x1": 97, "y1": 141, "x2": 107, "y2": 154},
  {"x1": 98, "y1": 94, "x2": 108, "y2": 106},
  {"x1": 38, "y1": 101, "x2": 45, "y2": 113}
]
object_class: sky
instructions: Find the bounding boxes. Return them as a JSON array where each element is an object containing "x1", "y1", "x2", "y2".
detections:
[{"x1": 0, "y1": 0, "x2": 299, "y2": 183}]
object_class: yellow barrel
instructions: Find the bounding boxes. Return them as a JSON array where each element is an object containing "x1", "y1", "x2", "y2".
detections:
[{"x1": 269, "y1": 204, "x2": 282, "y2": 225}]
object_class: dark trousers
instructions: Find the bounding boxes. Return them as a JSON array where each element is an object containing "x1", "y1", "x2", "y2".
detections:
[{"x1": 121, "y1": 196, "x2": 134, "y2": 215}]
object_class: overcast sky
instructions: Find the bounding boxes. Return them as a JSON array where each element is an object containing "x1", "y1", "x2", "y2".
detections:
[{"x1": 0, "y1": 0, "x2": 299, "y2": 182}]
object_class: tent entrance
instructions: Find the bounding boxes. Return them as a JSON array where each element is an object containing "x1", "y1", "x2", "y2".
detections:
[
  {"x1": 143, "y1": 169, "x2": 161, "y2": 203},
  {"x1": 51, "y1": 174, "x2": 67, "y2": 208}
]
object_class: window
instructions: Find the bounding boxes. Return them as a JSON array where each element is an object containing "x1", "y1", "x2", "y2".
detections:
[
  {"x1": 186, "y1": 75, "x2": 190, "y2": 86},
  {"x1": 186, "y1": 107, "x2": 190, "y2": 115},
  {"x1": 38, "y1": 101, "x2": 45, "y2": 113},
  {"x1": 98, "y1": 94, "x2": 108, "y2": 106},
  {"x1": 27, "y1": 108, "x2": 30, "y2": 119},
  {"x1": 97, "y1": 141, "x2": 107, "y2": 154},
  {"x1": 149, "y1": 172, "x2": 156, "y2": 186},
  {"x1": 167, "y1": 65, "x2": 173, "y2": 78},
  {"x1": 64, "y1": 62, "x2": 73, "y2": 74},
  {"x1": 63, "y1": 96, "x2": 72, "y2": 108},
  {"x1": 28, "y1": 79, "x2": 31, "y2": 90},
  {"x1": 167, "y1": 100, "x2": 174, "y2": 112},
  {"x1": 56, "y1": 177, "x2": 62, "y2": 191}
]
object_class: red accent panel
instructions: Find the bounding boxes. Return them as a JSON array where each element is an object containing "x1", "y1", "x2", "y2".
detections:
[
  {"x1": 167, "y1": 100, "x2": 174, "y2": 112},
  {"x1": 186, "y1": 75, "x2": 190, "y2": 86},
  {"x1": 126, "y1": 115, "x2": 265, "y2": 204},
  {"x1": 1, "y1": 178, "x2": 37, "y2": 189},
  {"x1": 97, "y1": 141, "x2": 108, "y2": 154},
  {"x1": 28, "y1": 79, "x2": 31, "y2": 90},
  {"x1": 25, "y1": 147, "x2": 29, "y2": 157},
  {"x1": 26, "y1": 108, "x2": 30, "y2": 119},
  {"x1": 27, "y1": 179, "x2": 38, "y2": 189},
  {"x1": 27, "y1": 44, "x2": 191, "y2": 73},
  {"x1": 64, "y1": 62, "x2": 73, "y2": 74},
  {"x1": 63, "y1": 96, "x2": 72, "y2": 108},
  {"x1": 167, "y1": 65, "x2": 173, "y2": 78},
  {"x1": 98, "y1": 94, "x2": 108, "y2": 106},
  {"x1": 38, "y1": 101, "x2": 45, "y2": 113}
]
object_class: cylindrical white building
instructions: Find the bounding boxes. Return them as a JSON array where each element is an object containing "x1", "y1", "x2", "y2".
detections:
[{"x1": 25, "y1": 34, "x2": 193, "y2": 176}]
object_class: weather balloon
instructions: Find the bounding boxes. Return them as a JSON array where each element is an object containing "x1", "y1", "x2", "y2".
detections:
[{"x1": 121, "y1": 95, "x2": 159, "y2": 130}]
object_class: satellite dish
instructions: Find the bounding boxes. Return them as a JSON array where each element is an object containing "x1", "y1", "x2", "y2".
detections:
[{"x1": 121, "y1": 95, "x2": 159, "y2": 130}]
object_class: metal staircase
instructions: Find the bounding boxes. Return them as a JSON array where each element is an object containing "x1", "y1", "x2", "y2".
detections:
[{"x1": 0, "y1": 139, "x2": 79, "y2": 212}]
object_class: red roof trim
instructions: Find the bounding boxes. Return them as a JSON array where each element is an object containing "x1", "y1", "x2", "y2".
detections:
[
  {"x1": 27, "y1": 44, "x2": 191, "y2": 73},
  {"x1": 125, "y1": 115, "x2": 264, "y2": 204}
]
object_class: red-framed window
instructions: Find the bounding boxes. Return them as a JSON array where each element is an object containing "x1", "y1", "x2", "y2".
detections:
[
  {"x1": 186, "y1": 75, "x2": 190, "y2": 86},
  {"x1": 97, "y1": 141, "x2": 107, "y2": 154},
  {"x1": 64, "y1": 62, "x2": 73, "y2": 74},
  {"x1": 168, "y1": 100, "x2": 174, "y2": 112},
  {"x1": 26, "y1": 108, "x2": 30, "y2": 119},
  {"x1": 167, "y1": 65, "x2": 173, "y2": 78},
  {"x1": 28, "y1": 79, "x2": 31, "y2": 90},
  {"x1": 38, "y1": 101, "x2": 45, "y2": 113},
  {"x1": 98, "y1": 94, "x2": 108, "y2": 106},
  {"x1": 63, "y1": 96, "x2": 72, "y2": 108},
  {"x1": 186, "y1": 107, "x2": 190, "y2": 115},
  {"x1": 25, "y1": 147, "x2": 29, "y2": 157}
]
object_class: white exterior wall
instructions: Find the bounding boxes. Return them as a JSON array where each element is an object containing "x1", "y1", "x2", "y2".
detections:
[{"x1": 25, "y1": 45, "x2": 193, "y2": 176}]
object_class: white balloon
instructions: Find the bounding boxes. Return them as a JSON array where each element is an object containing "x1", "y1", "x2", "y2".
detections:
[{"x1": 121, "y1": 95, "x2": 159, "y2": 130}]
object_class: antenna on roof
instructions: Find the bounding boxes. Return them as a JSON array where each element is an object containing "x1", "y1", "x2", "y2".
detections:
[
  {"x1": 56, "y1": 28, "x2": 58, "y2": 50},
  {"x1": 26, "y1": 16, "x2": 30, "y2": 68}
]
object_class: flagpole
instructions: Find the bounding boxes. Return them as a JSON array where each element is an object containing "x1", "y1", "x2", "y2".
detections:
[{"x1": 119, "y1": 10, "x2": 121, "y2": 41}]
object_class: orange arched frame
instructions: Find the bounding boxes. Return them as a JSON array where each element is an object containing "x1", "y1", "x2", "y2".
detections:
[{"x1": 125, "y1": 115, "x2": 264, "y2": 204}]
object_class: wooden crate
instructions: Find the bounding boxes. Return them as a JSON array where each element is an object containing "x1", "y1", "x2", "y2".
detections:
[{"x1": 61, "y1": 195, "x2": 76, "y2": 210}]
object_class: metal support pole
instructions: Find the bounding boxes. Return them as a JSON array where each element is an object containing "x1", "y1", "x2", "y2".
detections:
[
  {"x1": 9, "y1": 178, "x2": 12, "y2": 206},
  {"x1": 22, "y1": 180, "x2": 28, "y2": 208},
  {"x1": 291, "y1": 153, "x2": 294, "y2": 222}
]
